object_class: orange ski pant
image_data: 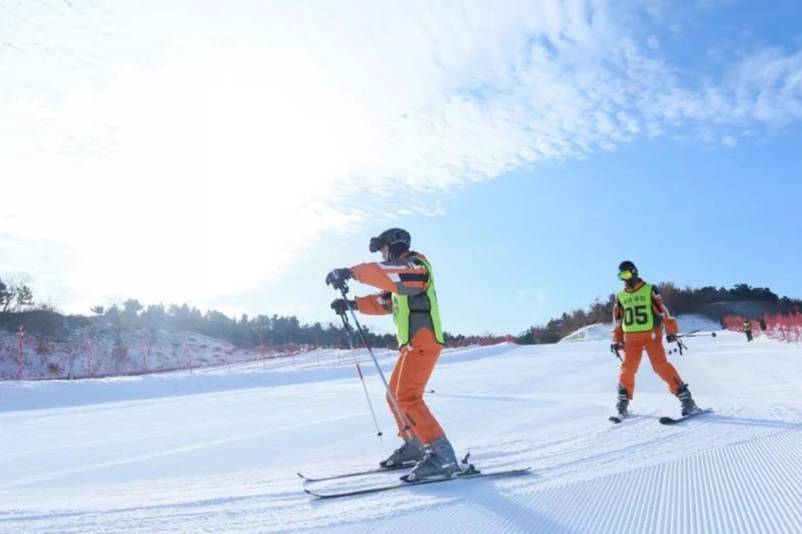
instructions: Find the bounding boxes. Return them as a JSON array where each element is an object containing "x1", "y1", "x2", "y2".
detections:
[
  {"x1": 387, "y1": 328, "x2": 444, "y2": 445},
  {"x1": 619, "y1": 329, "x2": 683, "y2": 398}
]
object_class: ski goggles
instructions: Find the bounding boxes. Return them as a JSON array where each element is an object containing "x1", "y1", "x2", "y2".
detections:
[{"x1": 617, "y1": 270, "x2": 635, "y2": 281}]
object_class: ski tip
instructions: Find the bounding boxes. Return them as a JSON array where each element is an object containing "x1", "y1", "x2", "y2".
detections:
[
  {"x1": 297, "y1": 472, "x2": 305, "y2": 480},
  {"x1": 471, "y1": 466, "x2": 532, "y2": 477},
  {"x1": 507, "y1": 467, "x2": 532, "y2": 474}
]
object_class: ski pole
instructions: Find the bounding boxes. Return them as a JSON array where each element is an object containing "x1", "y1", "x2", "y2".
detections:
[
  {"x1": 668, "y1": 339, "x2": 689, "y2": 356},
  {"x1": 610, "y1": 344, "x2": 623, "y2": 362},
  {"x1": 338, "y1": 284, "x2": 412, "y2": 433},
  {"x1": 339, "y1": 312, "x2": 383, "y2": 437},
  {"x1": 679, "y1": 332, "x2": 717, "y2": 338}
]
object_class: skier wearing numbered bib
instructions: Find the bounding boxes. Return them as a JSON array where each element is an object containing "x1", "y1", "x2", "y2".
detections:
[
  {"x1": 611, "y1": 261, "x2": 699, "y2": 417},
  {"x1": 325, "y1": 228, "x2": 459, "y2": 481}
]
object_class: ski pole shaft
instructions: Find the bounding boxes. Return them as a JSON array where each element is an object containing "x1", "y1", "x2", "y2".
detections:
[
  {"x1": 339, "y1": 285, "x2": 411, "y2": 433},
  {"x1": 678, "y1": 328, "x2": 701, "y2": 338},
  {"x1": 339, "y1": 313, "x2": 382, "y2": 437}
]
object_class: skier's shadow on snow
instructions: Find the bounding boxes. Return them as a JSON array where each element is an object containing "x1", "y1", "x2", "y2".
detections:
[
  {"x1": 457, "y1": 474, "x2": 578, "y2": 534},
  {"x1": 308, "y1": 471, "x2": 576, "y2": 533},
  {"x1": 704, "y1": 414, "x2": 802, "y2": 430}
]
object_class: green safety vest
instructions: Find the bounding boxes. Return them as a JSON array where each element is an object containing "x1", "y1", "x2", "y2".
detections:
[
  {"x1": 617, "y1": 283, "x2": 655, "y2": 333},
  {"x1": 392, "y1": 255, "x2": 444, "y2": 346}
]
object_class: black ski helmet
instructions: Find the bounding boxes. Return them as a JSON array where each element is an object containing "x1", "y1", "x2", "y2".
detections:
[
  {"x1": 369, "y1": 228, "x2": 411, "y2": 259},
  {"x1": 618, "y1": 260, "x2": 638, "y2": 280}
]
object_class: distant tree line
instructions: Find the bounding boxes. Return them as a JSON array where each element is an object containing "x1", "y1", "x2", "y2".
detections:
[
  {"x1": 516, "y1": 283, "x2": 802, "y2": 345},
  {"x1": 654, "y1": 283, "x2": 801, "y2": 315},
  {"x1": 0, "y1": 276, "x2": 34, "y2": 312},
  {"x1": 0, "y1": 282, "x2": 511, "y2": 348},
  {"x1": 5, "y1": 277, "x2": 799, "y2": 349},
  {"x1": 516, "y1": 298, "x2": 613, "y2": 345},
  {"x1": 88, "y1": 300, "x2": 512, "y2": 349},
  {"x1": 87, "y1": 299, "x2": 400, "y2": 349}
]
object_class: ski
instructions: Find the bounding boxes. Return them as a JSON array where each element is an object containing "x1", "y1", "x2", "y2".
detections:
[
  {"x1": 304, "y1": 467, "x2": 532, "y2": 499},
  {"x1": 297, "y1": 462, "x2": 414, "y2": 483},
  {"x1": 659, "y1": 408, "x2": 712, "y2": 425},
  {"x1": 300, "y1": 451, "x2": 474, "y2": 483}
]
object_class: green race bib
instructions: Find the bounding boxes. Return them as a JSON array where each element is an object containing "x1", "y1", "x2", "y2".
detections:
[{"x1": 617, "y1": 284, "x2": 655, "y2": 333}]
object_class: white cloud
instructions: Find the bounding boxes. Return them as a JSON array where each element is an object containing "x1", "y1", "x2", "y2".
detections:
[{"x1": 1, "y1": 0, "x2": 801, "y2": 312}]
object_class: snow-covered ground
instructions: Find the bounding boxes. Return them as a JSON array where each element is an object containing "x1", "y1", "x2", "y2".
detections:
[{"x1": 1, "y1": 331, "x2": 801, "y2": 532}]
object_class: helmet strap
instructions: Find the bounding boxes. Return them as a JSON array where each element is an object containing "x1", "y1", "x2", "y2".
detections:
[{"x1": 387, "y1": 243, "x2": 408, "y2": 261}]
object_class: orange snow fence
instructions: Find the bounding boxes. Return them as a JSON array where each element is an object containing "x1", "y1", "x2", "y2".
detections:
[{"x1": 723, "y1": 313, "x2": 802, "y2": 343}]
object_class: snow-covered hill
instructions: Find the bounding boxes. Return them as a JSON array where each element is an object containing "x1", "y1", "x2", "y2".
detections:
[
  {"x1": 1, "y1": 333, "x2": 801, "y2": 532},
  {"x1": 675, "y1": 314, "x2": 722, "y2": 333},
  {"x1": 558, "y1": 323, "x2": 612, "y2": 343},
  {"x1": 0, "y1": 325, "x2": 307, "y2": 380}
]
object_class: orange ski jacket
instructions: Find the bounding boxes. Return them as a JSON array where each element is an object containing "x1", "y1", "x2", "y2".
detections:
[{"x1": 350, "y1": 251, "x2": 442, "y2": 345}]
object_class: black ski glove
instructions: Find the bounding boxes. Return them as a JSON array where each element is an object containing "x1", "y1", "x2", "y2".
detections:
[
  {"x1": 325, "y1": 268, "x2": 353, "y2": 289},
  {"x1": 331, "y1": 298, "x2": 356, "y2": 315},
  {"x1": 666, "y1": 334, "x2": 677, "y2": 343},
  {"x1": 610, "y1": 342, "x2": 624, "y2": 362}
]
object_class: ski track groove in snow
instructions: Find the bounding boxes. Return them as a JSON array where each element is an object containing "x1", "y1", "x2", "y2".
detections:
[
  {"x1": 284, "y1": 426, "x2": 802, "y2": 533},
  {"x1": 497, "y1": 427, "x2": 802, "y2": 534}
]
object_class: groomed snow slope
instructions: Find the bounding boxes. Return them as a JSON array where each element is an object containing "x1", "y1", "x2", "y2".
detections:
[{"x1": 1, "y1": 333, "x2": 801, "y2": 533}]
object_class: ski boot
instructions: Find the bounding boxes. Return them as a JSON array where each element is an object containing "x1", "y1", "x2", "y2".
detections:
[
  {"x1": 379, "y1": 438, "x2": 424, "y2": 468},
  {"x1": 676, "y1": 383, "x2": 699, "y2": 416},
  {"x1": 616, "y1": 384, "x2": 630, "y2": 416},
  {"x1": 403, "y1": 436, "x2": 461, "y2": 482}
]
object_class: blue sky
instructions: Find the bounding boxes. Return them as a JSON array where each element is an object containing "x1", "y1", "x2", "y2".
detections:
[
  {"x1": 1, "y1": 1, "x2": 801, "y2": 335},
  {"x1": 253, "y1": 125, "x2": 802, "y2": 335}
]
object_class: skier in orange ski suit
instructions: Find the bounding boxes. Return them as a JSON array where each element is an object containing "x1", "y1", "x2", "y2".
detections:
[
  {"x1": 612, "y1": 260, "x2": 699, "y2": 416},
  {"x1": 326, "y1": 228, "x2": 460, "y2": 480}
]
